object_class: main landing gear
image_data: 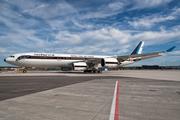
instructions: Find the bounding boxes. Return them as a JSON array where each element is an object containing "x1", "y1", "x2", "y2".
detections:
[{"x1": 84, "y1": 69, "x2": 102, "y2": 74}]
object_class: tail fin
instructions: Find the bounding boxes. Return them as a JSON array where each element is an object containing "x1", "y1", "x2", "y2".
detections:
[{"x1": 131, "y1": 41, "x2": 144, "y2": 55}]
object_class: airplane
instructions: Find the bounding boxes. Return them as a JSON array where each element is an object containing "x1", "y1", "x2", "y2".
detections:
[{"x1": 4, "y1": 41, "x2": 175, "y2": 73}]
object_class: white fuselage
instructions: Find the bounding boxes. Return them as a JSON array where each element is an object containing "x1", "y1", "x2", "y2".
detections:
[{"x1": 4, "y1": 53, "x2": 134, "y2": 68}]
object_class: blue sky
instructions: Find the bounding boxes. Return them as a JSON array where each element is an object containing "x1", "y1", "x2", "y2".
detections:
[{"x1": 0, "y1": 0, "x2": 180, "y2": 66}]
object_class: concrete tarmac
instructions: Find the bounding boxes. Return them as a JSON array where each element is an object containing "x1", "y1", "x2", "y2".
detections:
[{"x1": 0, "y1": 70, "x2": 180, "y2": 120}]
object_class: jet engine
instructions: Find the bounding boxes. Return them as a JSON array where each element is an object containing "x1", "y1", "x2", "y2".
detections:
[
  {"x1": 101, "y1": 58, "x2": 119, "y2": 68},
  {"x1": 73, "y1": 62, "x2": 87, "y2": 71}
]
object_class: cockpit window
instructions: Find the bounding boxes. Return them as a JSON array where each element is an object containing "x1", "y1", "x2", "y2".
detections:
[
  {"x1": 17, "y1": 55, "x2": 30, "y2": 60},
  {"x1": 10, "y1": 55, "x2": 15, "y2": 58}
]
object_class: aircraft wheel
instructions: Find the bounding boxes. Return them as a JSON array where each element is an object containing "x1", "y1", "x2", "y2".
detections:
[
  {"x1": 93, "y1": 70, "x2": 98, "y2": 73},
  {"x1": 98, "y1": 70, "x2": 102, "y2": 74},
  {"x1": 23, "y1": 70, "x2": 27, "y2": 73}
]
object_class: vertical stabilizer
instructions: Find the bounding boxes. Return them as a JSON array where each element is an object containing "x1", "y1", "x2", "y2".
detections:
[{"x1": 130, "y1": 41, "x2": 144, "y2": 55}]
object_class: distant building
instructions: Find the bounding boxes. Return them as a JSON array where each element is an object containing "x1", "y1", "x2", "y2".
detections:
[
  {"x1": 142, "y1": 65, "x2": 159, "y2": 69},
  {"x1": 166, "y1": 66, "x2": 180, "y2": 69}
]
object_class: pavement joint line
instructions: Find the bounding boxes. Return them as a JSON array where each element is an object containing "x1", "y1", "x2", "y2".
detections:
[{"x1": 91, "y1": 93, "x2": 115, "y2": 120}]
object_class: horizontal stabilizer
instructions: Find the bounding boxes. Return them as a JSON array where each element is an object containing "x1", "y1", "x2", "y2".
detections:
[
  {"x1": 135, "y1": 55, "x2": 161, "y2": 61},
  {"x1": 117, "y1": 45, "x2": 176, "y2": 61}
]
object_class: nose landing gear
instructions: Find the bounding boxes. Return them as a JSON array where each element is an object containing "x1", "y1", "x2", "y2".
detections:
[{"x1": 23, "y1": 69, "x2": 27, "y2": 73}]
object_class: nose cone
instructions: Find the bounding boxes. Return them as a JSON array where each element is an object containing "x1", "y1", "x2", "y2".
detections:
[{"x1": 4, "y1": 58, "x2": 17, "y2": 66}]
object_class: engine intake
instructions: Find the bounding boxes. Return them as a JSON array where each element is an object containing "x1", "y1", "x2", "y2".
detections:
[{"x1": 101, "y1": 58, "x2": 119, "y2": 68}]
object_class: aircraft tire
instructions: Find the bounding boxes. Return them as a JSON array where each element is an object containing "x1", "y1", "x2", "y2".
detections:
[
  {"x1": 23, "y1": 70, "x2": 27, "y2": 73},
  {"x1": 93, "y1": 70, "x2": 98, "y2": 73},
  {"x1": 98, "y1": 70, "x2": 102, "y2": 74}
]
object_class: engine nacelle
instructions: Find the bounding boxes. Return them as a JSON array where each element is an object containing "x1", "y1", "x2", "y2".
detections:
[
  {"x1": 101, "y1": 58, "x2": 119, "y2": 68},
  {"x1": 73, "y1": 62, "x2": 87, "y2": 71}
]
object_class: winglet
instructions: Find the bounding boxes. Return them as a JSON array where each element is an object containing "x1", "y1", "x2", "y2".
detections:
[{"x1": 166, "y1": 46, "x2": 176, "y2": 52}]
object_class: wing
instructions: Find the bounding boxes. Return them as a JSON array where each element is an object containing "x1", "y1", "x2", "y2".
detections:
[
  {"x1": 85, "y1": 58, "x2": 102, "y2": 67},
  {"x1": 117, "y1": 46, "x2": 176, "y2": 62},
  {"x1": 67, "y1": 58, "x2": 102, "y2": 68}
]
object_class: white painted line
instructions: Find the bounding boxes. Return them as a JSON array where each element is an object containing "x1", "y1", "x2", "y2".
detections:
[{"x1": 109, "y1": 81, "x2": 119, "y2": 120}]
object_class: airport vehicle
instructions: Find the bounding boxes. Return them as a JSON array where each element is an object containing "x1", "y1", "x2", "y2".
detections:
[{"x1": 4, "y1": 42, "x2": 175, "y2": 73}]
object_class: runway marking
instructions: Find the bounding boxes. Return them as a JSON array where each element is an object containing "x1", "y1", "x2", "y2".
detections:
[{"x1": 109, "y1": 81, "x2": 119, "y2": 120}]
